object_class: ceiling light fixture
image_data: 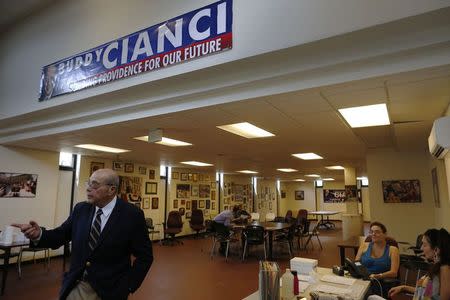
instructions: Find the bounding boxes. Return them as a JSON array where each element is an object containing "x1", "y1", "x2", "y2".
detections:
[
  {"x1": 293, "y1": 179, "x2": 306, "y2": 182},
  {"x1": 325, "y1": 166, "x2": 344, "y2": 170},
  {"x1": 322, "y1": 178, "x2": 335, "y2": 181},
  {"x1": 134, "y1": 136, "x2": 192, "y2": 146},
  {"x1": 237, "y1": 170, "x2": 258, "y2": 174},
  {"x1": 338, "y1": 103, "x2": 390, "y2": 128},
  {"x1": 75, "y1": 144, "x2": 130, "y2": 153},
  {"x1": 217, "y1": 122, "x2": 275, "y2": 138},
  {"x1": 180, "y1": 161, "x2": 213, "y2": 167},
  {"x1": 277, "y1": 168, "x2": 298, "y2": 173},
  {"x1": 305, "y1": 174, "x2": 320, "y2": 177},
  {"x1": 292, "y1": 153, "x2": 323, "y2": 160}
]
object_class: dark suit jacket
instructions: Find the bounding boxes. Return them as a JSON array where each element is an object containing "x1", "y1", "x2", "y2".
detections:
[{"x1": 36, "y1": 198, "x2": 153, "y2": 300}]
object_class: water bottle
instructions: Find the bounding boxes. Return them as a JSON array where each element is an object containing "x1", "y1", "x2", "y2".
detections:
[{"x1": 281, "y1": 268, "x2": 294, "y2": 300}]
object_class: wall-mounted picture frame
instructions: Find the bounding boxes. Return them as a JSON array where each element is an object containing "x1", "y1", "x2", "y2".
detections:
[
  {"x1": 191, "y1": 185, "x2": 199, "y2": 197},
  {"x1": 199, "y1": 200, "x2": 205, "y2": 208},
  {"x1": 143, "y1": 197, "x2": 150, "y2": 209},
  {"x1": 199, "y1": 184, "x2": 210, "y2": 198},
  {"x1": 149, "y1": 169, "x2": 155, "y2": 180},
  {"x1": 173, "y1": 199, "x2": 178, "y2": 209},
  {"x1": 191, "y1": 200, "x2": 198, "y2": 210},
  {"x1": 345, "y1": 185, "x2": 357, "y2": 200},
  {"x1": 324, "y1": 189, "x2": 346, "y2": 203},
  {"x1": 124, "y1": 163, "x2": 134, "y2": 173},
  {"x1": 90, "y1": 161, "x2": 105, "y2": 175},
  {"x1": 211, "y1": 182, "x2": 216, "y2": 189},
  {"x1": 177, "y1": 184, "x2": 190, "y2": 198},
  {"x1": 181, "y1": 173, "x2": 188, "y2": 181},
  {"x1": 181, "y1": 199, "x2": 186, "y2": 206},
  {"x1": 206, "y1": 199, "x2": 210, "y2": 209},
  {"x1": 211, "y1": 201, "x2": 215, "y2": 210},
  {"x1": 186, "y1": 200, "x2": 191, "y2": 210},
  {"x1": 0, "y1": 172, "x2": 38, "y2": 198},
  {"x1": 199, "y1": 174, "x2": 204, "y2": 181},
  {"x1": 382, "y1": 179, "x2": 421, "y2": 203},
  {"x1": 112, "y1": 161, "x2": 123, "y2": 172},
  {"x1": 172, "y1": 171, "x2": 179, "y2": 180},
  {"x1": 281, "y1": 190, "x2": 286, "y2": 198},
  {"x1": 151, "y1": 197, "x2": 159, "y2": 209},
  {"x1": 294, "y1": 190, "x2": 304, "y2": 200},
  {"x1": 192, "y1": 173, "x2": 198, "y2": 182},
  {"x1": 211, "y1": 190, "x2": 216, "y2": 200},
  {"x1": 138, "y1": 166, "x2": 147, "y2": 175},
  {"x1": 431, "y1": 168, "x2": 440, "y2": 208},
  {"x1": 145, "y1": 182, "x2": 157, "y2": 194}
]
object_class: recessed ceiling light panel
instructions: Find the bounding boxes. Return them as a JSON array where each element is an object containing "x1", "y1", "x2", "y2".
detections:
[
  {"x1": 292, "y1": 153, "x2": 323, "y2": 160},
  {"x1": 217, "y1": 122, "x2": 274, "y2": 138},
  {"x1": 277, "y1": 168, "x2": 298, "y2": 173},
  {"x1": 75, "y1": 144, "x2": 130, "y2": 153},
  {"x1": 338, "y1": 103, "x2": 390, "y2": 128},
  {"x1": 305, "y1": 174, "x2": 320, "y2": 177},
  {"x1": 237, "y1": 170, "x2": 258, "y2": 174},
  {"x1": 134, "y1": 136, "x2": 192, "y2": 146},
  {"x1": 325, "y1": 166, "x2": 344, "y2": 170},
  {"x1": 322, "y1": 178, "x2": 335, "y2": 181},
  {"x1": 180, "y1": 161, "x2": 213, "y2": 167}
]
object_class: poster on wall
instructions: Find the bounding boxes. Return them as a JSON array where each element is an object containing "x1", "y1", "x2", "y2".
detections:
[
  {"x1": 382, "y1": 179, "x2": 421, "y2": 203},
  {"x1": 0, "y1": 173, "x2": 38, "y2": 198},
  {"x1": 38, "y1": 0, "x2": 233, "y2": 101},
  {"x1": 323, "y1": 189, "x2": 346, "y2": 203}
]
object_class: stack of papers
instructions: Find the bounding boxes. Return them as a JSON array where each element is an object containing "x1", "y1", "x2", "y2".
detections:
[
  {"x1": 290, "y1": 257, "x2": 318, "y2": 275},
  {"x1": 320, "y1": 275, "x2": 356, "y2": 285}
]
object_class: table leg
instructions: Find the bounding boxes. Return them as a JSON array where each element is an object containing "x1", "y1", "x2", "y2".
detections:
[
  {"x1": 268, "y1": 231, "x2": 273, "y2": 260},
  {"x1": 339, "y1": 246, "x2": 345, "y2": 267},
  {"x1": 1, "y1": 248, "x2": 11, "y2": 296}
]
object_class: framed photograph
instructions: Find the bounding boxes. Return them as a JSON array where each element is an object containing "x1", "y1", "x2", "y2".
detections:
[
  {"x1": 0, "y1": 173, "x2": 38, "y2": 198},
  {"x1": 172, "y1": 172, "x2": 179, "y2": 180},
  {"x1": 205, "y1": 175, "x2": 210, "y2": 181},
  {"x1": 191, "y1": 185, "x2": 199, "y2": 197},
  {"x1": 211, "y1": 190, "x2": 216, "y2": 200},
  {"x1": 294, "y1": 190, "x2": 305, "y2": 200},
  {"x1": 192, "y1": 173, "x2": 198, "y2": 182},
  {"x1": 112, "y1": 161, "x2": 123, "y2": 172},
  {"x1": 269, "y1": 201, "x2": 272, "y2": 210},
  {"x1": 199, "y1": 174, "x2": 204, "y2": 181},
  {"x1": 199, "y1": 200, "x2": 205, "y2": 208},
  {"x1": 124, "y1": 163, "x2": 134, "y2": 173},
  {"x1": 186, "y1": 200, "x2": 191, "y2": 210},
  {"x1": 177, "y1": 184, "x2": 190, "y2": 198},
  {"x1": 185, "y1": 211, "x2": 192, "y2": 219},
  {"x1": 211, "y1": 181, "x2": 216, "y2": 189},
  {"x1": 431, "y1": 168, "x2": 440, "y2": 208},
  {"x1": 206, "y1": 199, "x2": 210, "y2": 209},
  {"x1": 149, "y1": 169, "x2": 155, "y2": 180},
  {"x1": 382, "y1": 179, "x2": 421, "y2": 203},
  {"x1": 188, "y1": 173, "x2": 193, "y2": 181},
  {"x1": 281, "y1": 190, "x2": 286, "y2": 198},
  {"x1": 143, "y1": 197, "x2": 150, "y2": 209},
  {"x1": 138, "y1": 166, "x2": 147, "y2": 175},
  {"x1": 345, "y1": 185, "x2": 357, "y2": 200},
  {"x1": 179, "y1": 207, "x2": 185, "y2": 216},
  {"x1": 181, "y1": 173, "x2": 188, "y2": 181},
  {"x1": 191, "y1": 200, "x2": 198, "y2": 210},
  {"x1": 199, "y1": 184, "x2": 210, "y2": 198},
  {"x1": 145, "y1": 182, "x2": 157, "y2": 194},
  {"x1": 151, "y1": 197, "x2": 159, "y2": 209},
  {"x1": 211, "y1": 201, "x2": 215, "y2": 210},
  {"x1": 173, "y1": 199, "x2": 178, "y2": 209},
  {"x1": 90, "y1": 162, "x2": 104, "y2": 175}
]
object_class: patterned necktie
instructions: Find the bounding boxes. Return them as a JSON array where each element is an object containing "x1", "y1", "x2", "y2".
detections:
[{"x1": 88, "y1": 209, "x2": 103, "y2": 251}]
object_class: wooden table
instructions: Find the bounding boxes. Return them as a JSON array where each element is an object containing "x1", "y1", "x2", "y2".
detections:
[
  {"x1": 0, "y1": 241, "x2": 29, "y2": 295},
  {"x1": 238, "y1": 221, "x2": 291, "y2": 260},
  {"x1": 309, "y1": 211, "x2": 340, "y2": 229},
  {"x1": 337, "y1": 236, "x2": 361, "y2": 266}
]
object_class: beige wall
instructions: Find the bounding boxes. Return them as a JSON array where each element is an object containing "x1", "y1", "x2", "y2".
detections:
[
  {"x1": 437, "y1": 155, "x2": 450, "y2": 230},
  {"x1": 367, "y1": 148, "x2": 438, "y2": 244},
  {"x1": 280, "y1": 181, "x2": 316, "y2": 218}
]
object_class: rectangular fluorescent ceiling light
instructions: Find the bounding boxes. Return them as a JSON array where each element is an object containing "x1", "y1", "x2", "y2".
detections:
[
  {"x1": 338, "y1": 103, "x2": 390, "y2": 128},
  {"x1": 322, "y1": 178, "x2": 335, "y2": 181},
  {"x1": 217, "y1": 122, "x2": 274, "y2": 138},
  {"x1": 277, "y1": 168, "x2": 298, "y2": 173},
  {"x1": 134, "y1": 136, "x2": 192, "y2": 146},
  {"x1": 292, "y1": 153, "x2": 323, "y2": 160},
  {"x1": 75, "y1": 144, "x2": 130, "y2": 153},
  {"x1": 305, "y1": 174, "x2": 320, "y2": 177},
  {"x1": 357, "y1": 177, "x2": 368, "y2": 180},
  {"x1": 326, "y1": 166, "x2": 344, "y2": 170},
  {"x1": 237, "y1": 170, "x2": 258, "y2": 174},
  {"x1": 181, "y1": 161, "x2": 213, "y2": 167},
  {"x1": 294, "y1": 179, "x2": 305, "y2": 182}
]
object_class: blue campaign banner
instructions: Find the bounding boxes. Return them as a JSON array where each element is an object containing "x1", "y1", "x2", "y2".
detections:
[{"x1": 39, "y1": 0, "x2": 233, "y2": 101}]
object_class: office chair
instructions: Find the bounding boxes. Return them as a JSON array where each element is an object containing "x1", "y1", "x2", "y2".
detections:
[
  {"x1": 189, "y1": 209, "x2": 206, "y2": 238},
  {"x1": 145, "y1": 217, "x2": 161, "y2": 242},
  {"x1": 17, "y1": 247, "x2": 51, "y2": 278},
  {"x1": 163, "y1": 211, "x2": 183, "y2": 246},
  {"x1": 242, "y1": 225, "x2": 267, "y2": 261},
  {"x1": 274, "y1": 223, "x2": 296, "y2": 258},
  {"x1": 285, "y1": 210, "x2": 293, "y2": 223}
]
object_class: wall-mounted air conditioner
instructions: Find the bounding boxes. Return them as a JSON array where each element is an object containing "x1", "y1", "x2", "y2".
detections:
[{"x1": 428, "y1": 116, "x2": 450, "y2": 159}]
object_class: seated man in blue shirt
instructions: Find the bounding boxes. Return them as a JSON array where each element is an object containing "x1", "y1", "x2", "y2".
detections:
[{"x1": 212, "y1": 205, "x2": 240, "y2": 255}]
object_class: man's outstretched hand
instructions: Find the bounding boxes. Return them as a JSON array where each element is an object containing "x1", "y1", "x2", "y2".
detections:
[{"x1": 11, "y1": 221, "x2": 41, "y2": 240}]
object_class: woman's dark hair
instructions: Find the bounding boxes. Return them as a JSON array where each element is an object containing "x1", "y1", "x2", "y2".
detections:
[
  {"x1": 369, "y1": 221, "x2": 387, "y2": 233},
  {"x1": 425, "y1": 228, "x2": 450, "y2": 276}
]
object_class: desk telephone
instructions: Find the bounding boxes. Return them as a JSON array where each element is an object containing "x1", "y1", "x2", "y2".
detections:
[{"x1": 344, "y1": 258, "x2": 370, "y2": 280}]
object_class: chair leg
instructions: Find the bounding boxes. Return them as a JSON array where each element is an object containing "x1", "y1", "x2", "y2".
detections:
[
  {"x1": 316, "y1": 234, "x2": 323, "y2": 250},
  {"x1": 210, "y1": 237, "x2": 217, "y2": 259},
  {"x1": 18, "y1": 250, "x2": 23, "y2": 279},
  {"x1": 242, "y1": 240, "x2": 248, "y2": 261},
  {"x1": 225, "y1": 241, "x2": 230, "y2": 261}
]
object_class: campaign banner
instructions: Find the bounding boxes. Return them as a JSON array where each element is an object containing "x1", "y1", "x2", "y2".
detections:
[
  {"x1": 39, "y1": 0, "x2": 233, "y2": 101},
  {"x1": 323, "y1": 189, "x2": 346, "y2": 203}
]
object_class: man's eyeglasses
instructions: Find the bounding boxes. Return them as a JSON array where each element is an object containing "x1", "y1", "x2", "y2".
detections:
[{"x1": 85, "y1": 180, "x2": 114, "y2": 189}]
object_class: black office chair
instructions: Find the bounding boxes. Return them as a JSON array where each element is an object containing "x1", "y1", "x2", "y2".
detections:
[
  {"x1": 163, "y1": 211, "x2": 183, "y2": 246},
  {"x1": 242, "y1": 225, "x2": 267, "y2": 261},
  {"x1": 145, "y1": 217, "x2": 161, "y2": 242},
  {"x1": 274, "y1": 223, "x2": 296, "y2": 258},
  {"x1": 189, "y1": 209, "x2": 206, "y2": 238}
]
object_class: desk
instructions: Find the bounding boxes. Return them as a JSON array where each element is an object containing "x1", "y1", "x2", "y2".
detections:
[
  {"x1": 309, "y1": 211, "x2": 340, "y2": 229},
  {"x1": 337, "y1": 236, "x2": 361, "y2": 267},
  {"x1": 238, "y1": 222, "x2": 291, "y2": 260},
  {"x1": 0, "y1": 241, "x2": 29, "y2": 295},
  {"x1": 243, "y1": 267, "x2": 370, "y2": 300}
]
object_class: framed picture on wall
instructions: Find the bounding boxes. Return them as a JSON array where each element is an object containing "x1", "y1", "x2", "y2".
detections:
[
  {"x1": 172, "y1": 172, "x2": 179, "y2": 180},
  {"x1": 138, "y1": 166, "x2": 147, "y2": 175},
  {"x1": 124, "y1": 163, "x2": 134, "y2": 173},
  {"x1": 90, "y1": 162, "x2": 104, "y2": 175},
  {"x1": 186, "y1": 200, "x2": 191, "y2": 210},
  {"x1": 151, "y1": 197, "x2": 159, "y2": 209},
  {"x1": 181, "y1": 173, "x2": 188, "y2": 181},
  {"x1": 181, "y1": 199, "x2": 186, "y2": 206},
  {"x1": 145, "y1": 182, "x2": 157, "y2": 194},
  {"x1": 211, "y1": 201, "x2": 215, "y2": 210},
  {"x1": 112, "y1": 161, "x2": 123, "y2": 172},
  {"x1": 0, "y1": 173, "x2": 38, "y2": 198},
  {"x1": 148, "y1": 169, "x2": 155, "y2": 180},
  {"x1": 173, "y1": 199, "x2": 178, "y2": 209},
  {"x1": 281, "y1": 190, "x2": 286, "y2": 198},
  {"x1": 143, "y1": 197, "x2": 150, "y2": 209},
  {"x1": 294, "y1": 190, "x2": 304, "y2": 200},
  {"x1": 382, "y1": 179, "x2": 421, "y2": 203}
]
